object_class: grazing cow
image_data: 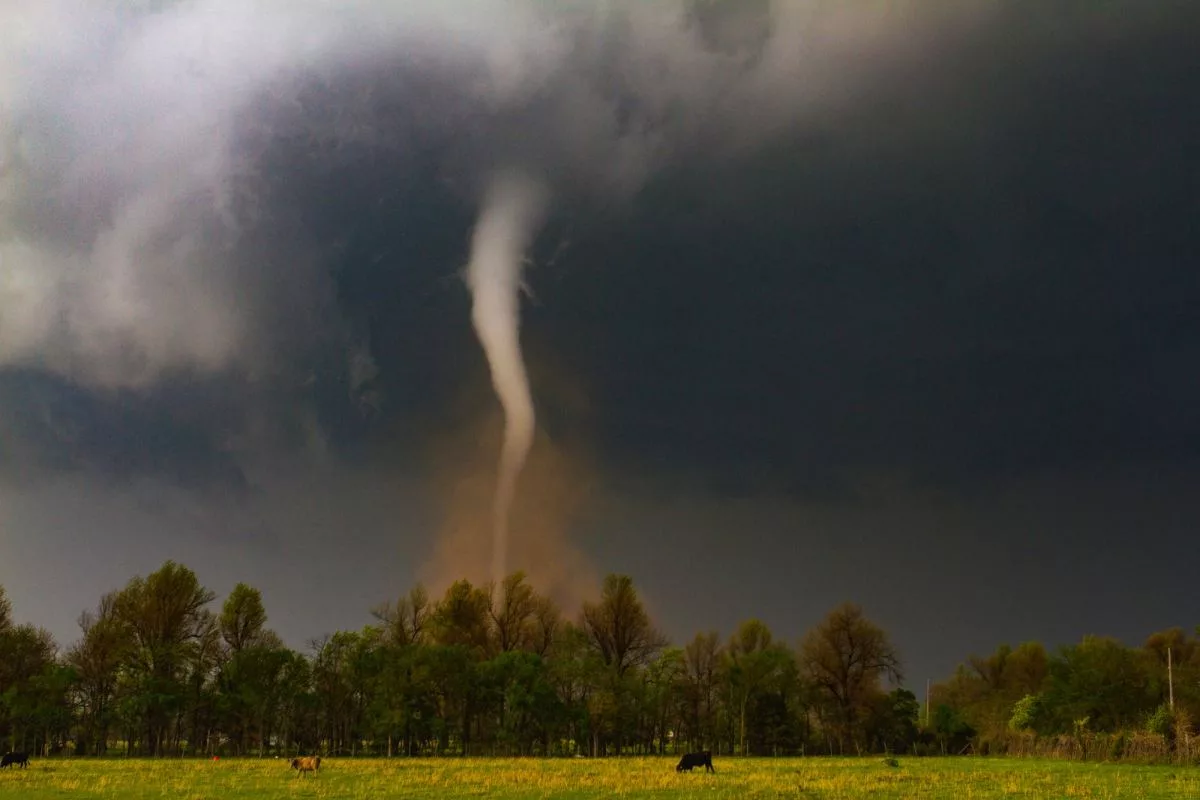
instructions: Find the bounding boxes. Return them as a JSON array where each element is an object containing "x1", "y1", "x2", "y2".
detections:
[
  {"x1": 0, "y1": 752, "x2": 28, "y2": 769},
  {"x1": 290, "y1": 756, "x2": 321, "y2": 776},
  {"x1": 676, "y1": 751, "x2": 714, "y2": 773}
]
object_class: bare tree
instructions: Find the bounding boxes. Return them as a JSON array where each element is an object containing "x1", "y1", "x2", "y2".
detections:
[
  {"x1": 529, "y1": 595, "x2": 561, "y2": 658},
  {"x1": 488, "y1": 572, "x2": 538, "y2": 654},
  {"x1": 372, "y1": 585, "x2": 430, "y2": 647}
]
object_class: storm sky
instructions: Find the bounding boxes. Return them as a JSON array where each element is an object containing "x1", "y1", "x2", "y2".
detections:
[{"x1": 1, "y1": 0, "x2": 1198, "y2": 686}]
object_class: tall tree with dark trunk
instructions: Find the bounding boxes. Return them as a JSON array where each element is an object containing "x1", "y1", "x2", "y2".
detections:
[
  {"x1": 66, "y1": 593, "x2": 129, "y2": 755},
  {"x1": 0, "y1": 618, "x2": 58, "y2": 753},
  {"x1": 581, "y1": 575, "x2": 666, "y2": 678},
  {"x1": 489, "y1": 572, "x2": 559, "y2": 656},
  {"x1": 113, "y1": 561, "x2": 216, "y2": 755},
  {"x1": 580, "y1": 575, "x2": 666, "y2": 754},
  {"x1": 800, "y1": 603, "x2": 901, "y2": 754},
  {"x1": 373, "y1": 585, "x2": 430, "y2": 647},
  {"x1": 724, "y1": 619, "x2": 792, "y2": 756},
  {"x1": 683, "y1": 631, "x2": 722, "y2": 751}
]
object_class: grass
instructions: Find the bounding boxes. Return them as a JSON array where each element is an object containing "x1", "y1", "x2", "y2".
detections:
[{"x1": 0, "y1": 756, "x2": 1197, "y2": 798}]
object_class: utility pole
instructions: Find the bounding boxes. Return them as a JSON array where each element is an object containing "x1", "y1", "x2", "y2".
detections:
[
  {"x1": 925, "y1": 678, "x2": 931, "y2": 727},
  {"x1": 1168, "y1": 647, "x2": 1175, "y2": 711}
]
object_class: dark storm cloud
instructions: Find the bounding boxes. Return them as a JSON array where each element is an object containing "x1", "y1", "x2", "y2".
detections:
[
  {"x1": 0, "y1": 369, "x2": 249, "y2": 489},
  {"x1": 1, "y1": 0, "x2": 996, "y2": 485},
  {"x1": 521, "y1": 0, "x2": 1200, "y2": 495},
  {"x1": 3, "y1": 0, "x2": 1194, "y2": 496}
]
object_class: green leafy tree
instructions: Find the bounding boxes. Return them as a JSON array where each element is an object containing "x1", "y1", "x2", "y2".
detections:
[
  {"x1": 0, "y1": 622, "x2": 58, "y2": 752},
  {"x1": 113, "y1": 561, "x2": 216, "y2": 755},
  {"x1": 724, "y1": 619, "x2": 792, "y2": 755},
  {"x1": 219, "y1": 583, "x2": 269, "y2": 654},
  {"x1": 545, "y1": 623, "x2": 602, "y2": 756},
  {"x1": 643, "y1": 647, "x2": 687, "y2": 755},
  {"x1": 935, "y1": 641, "x2": 1049, "y2": 747},
  {"x1": 931, "y1": 703, "x2": 975, "y2": 755},
  {"x1": 866, "y1": 688, "x2": 920, "y2": 754},
  {"x1": 1041, "y1": 637, "x2": 1154, "y2": 734}
]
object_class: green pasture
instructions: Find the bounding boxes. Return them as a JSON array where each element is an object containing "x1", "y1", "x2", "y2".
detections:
[{"x1": 0, "y1": 756, "x2": 1196, "y2": 798}]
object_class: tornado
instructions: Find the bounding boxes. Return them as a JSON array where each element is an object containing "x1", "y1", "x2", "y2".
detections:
[{"x1": 465, "y1": 171, "x2": 548, "y2": 588}]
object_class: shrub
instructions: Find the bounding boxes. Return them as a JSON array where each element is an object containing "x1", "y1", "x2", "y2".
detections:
[{"x1": 1009, "y1": 695, "x2": 1042, "y2": 734}]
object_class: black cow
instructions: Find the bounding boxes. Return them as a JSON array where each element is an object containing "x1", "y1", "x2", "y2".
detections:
[
  {"x1": 0, "y1": 752, "x2": 28, "y2": 769},
  {"x1": 676, "y1": 751, "x2": 714, "y2": 773}
]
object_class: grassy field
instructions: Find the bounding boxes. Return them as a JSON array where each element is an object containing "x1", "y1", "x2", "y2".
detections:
[{"x1": 0, "y1": 756, "x2": 1197, "y2": 799}]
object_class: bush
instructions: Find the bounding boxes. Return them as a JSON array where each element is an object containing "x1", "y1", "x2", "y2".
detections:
[
  {"x1": 1008, "y1": 694, "x2": 1042, "y2": 733},
  {"x1": 1147, "y1": 705, "x2": 1175, "y2": 740}
]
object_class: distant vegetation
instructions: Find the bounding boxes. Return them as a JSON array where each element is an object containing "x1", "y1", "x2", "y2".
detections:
[{"x1": 0, "y1": 563, "x2": 1195, "y2": 763}]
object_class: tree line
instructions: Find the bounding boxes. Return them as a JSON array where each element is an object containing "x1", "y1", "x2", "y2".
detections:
[
  {"x1": 930, "y1": 629, "x2": 1199, "y2": 761},
  {"x1": 0, "y1": 561, "x2": 1193, "y2": 761}
]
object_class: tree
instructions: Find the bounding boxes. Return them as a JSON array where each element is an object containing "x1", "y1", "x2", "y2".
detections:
[
  {"x1": 931, "y1": 703, "x2": 975, "y2": 755},
  {"x1": 1144, "y1": 628, "x2": 1200, "y2": 722},
  {"x1": 0, "y1": 585, "x2": 12, "y2": 635},
  {"x1": 545, "y1": 623, "x2": 602, "y2": 756},
  {"x1": 581, "y1": 575, "x2": 666, "y2": 678},
  {"x1": 430, "y1": 581, "x2": 491, "y2": 654},
  {"x1": 481, "y1": 650, "x2": 561, "y2": 755},
  {"x1": 682, "y1": 631, "x2": 723, "y2": 751},
  {"x1": 866, "y1": 688, "x2": 920, "y2": 754},
  {"x1": 113, "y1": 561, "x2": 217, "y2": 755},
  {"x1": 0, "y1": 622, "x2": 58, "y2": 752},
  {"x1": 1040, "y1": 636, "x2": 1154, "y2": 735},
  {"x1": 219, "y1": 584, "x2": 268, "y2": 654},
  {"x1": 372, "y1": 585, "x2": 430, "y2": 647},
  {"x1": 643, "y1": 648, "x2": 687, "y2": 755},
  {"x1": 66, "y1": 593, "x2": 130, "y2": 755},
  {"x1": 724, "y1": 619, "x2": 791, "y2": 755},
  {"x1": 800, "y1": 603, "x2": 901, "y2": 754},
  {"x1": 934, "y1": 641, "x2": 1049, "y2": 746},
  {"x1": 488, "y1": 572, "x2": 556, "y2": 655}
]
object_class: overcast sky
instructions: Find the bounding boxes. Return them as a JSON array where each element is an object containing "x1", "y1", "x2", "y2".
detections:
[{"x1": 1, "y1": 0, "x2": 1198, "y2": 686}]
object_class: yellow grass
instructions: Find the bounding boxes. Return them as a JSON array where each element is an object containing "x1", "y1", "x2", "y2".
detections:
[{"x1": 0, "y1": 756, "x2": 1197, "y2": 798}]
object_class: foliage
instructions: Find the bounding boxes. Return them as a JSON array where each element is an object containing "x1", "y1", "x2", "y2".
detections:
[
  {"x1": 1008, "y1": 693, "x2": 1042, "y2": 733},
  {"x1": 2, "y1": 565, "x2": 1200, "y2": 762},
  {"x1": 1146, "y1": 704, "x2": 1174, "y2": 738}
]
